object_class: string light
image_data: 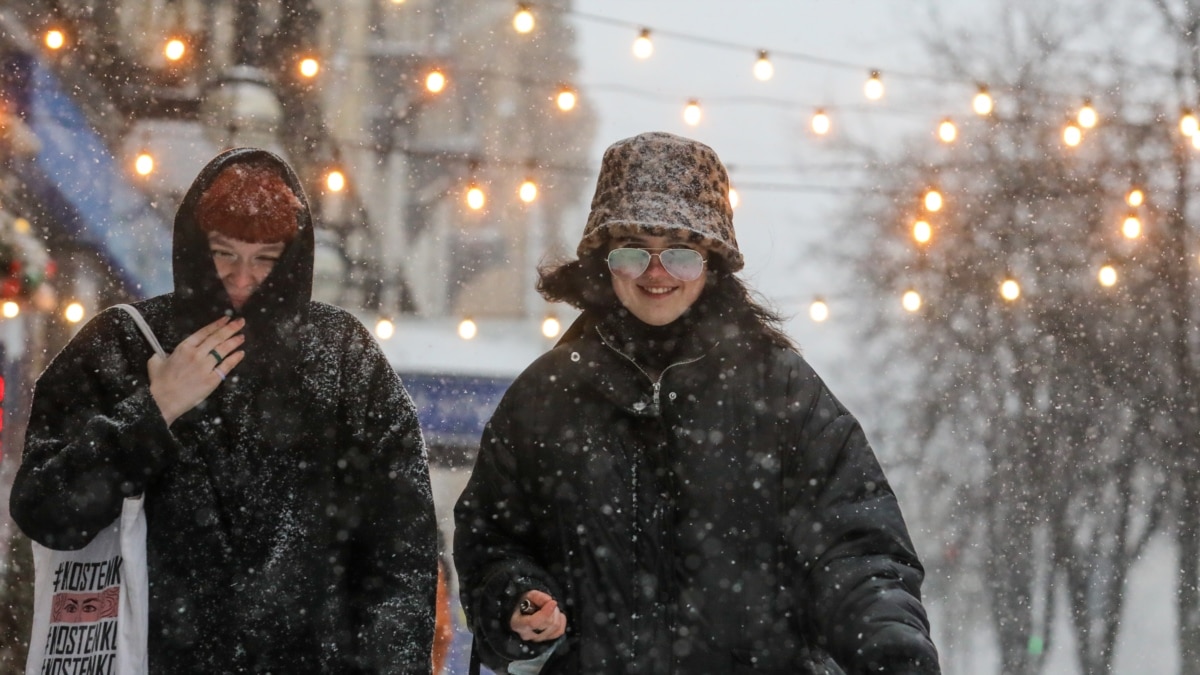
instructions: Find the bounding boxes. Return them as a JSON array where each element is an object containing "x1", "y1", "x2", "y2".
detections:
[
  {"x1": 728, "y1": 187, "x2": 739, "y2": 209},
  {"x1": 425, "y1": 69, "x2": 447, "y2": 94},
  {"x1": 1126, "y1": 188, "x2": 1144, "y2": 207},
  {"x1": 809, "y1": 298, "x2": 830, "y2": 322},
  {"x1": 513, "y1": 4, "x2": 535, "y2": 34},
  {"x1": 937, "y1": 118, "x2": 957, "y2": 143},
  {"x1": 1122, "y1": 213, "x2": 1141, "y2": 239},
  {"x1": 973, "y1": 85, "x2": 994, "y2": 115},
  {"x1": 1062, "y1": 120, "x2": 1083, "y2": 147},
  {"x1": 1192, "y1": 132, "x2": 1200, "y2": 150},
  {"x1": 64, "y1": 302, "x2": 85, "y2": 323},
  {"x1": 811, "y1": 109, "x2": 831, "y2": 135},
  {"x1": 1077, "y1": 99, "x2": 1098, "y2": 128},
  {"x1": 466, "y1": 183, "x2": 486, "y2": 210},
  {"x1": 864, "y1": 70, "x2": 884, "y2": 101},
  {"x1": 298, "y1": 57, "x2": 320, "y2": 79},
  {"x1": 458, "y1": 318, "x2": 478, "y2": 340},
  {"x1": 375, "y1": 318, "x2": 395, "y2": 340},
  {"x1": 519, "y1": 178, "x2": 538, "y2": 203},
  {"x1": 44, "y1": 29, "x2": 65, "y2": 50},
  {"x1": 1180, "y1": 109, "x2": 1198, "y2": 137},
  {"x1": 1000, "y1": 278, "x2": 1021, "y2": 301},
  {"x1": 632, "y1": 28, "x2": 654, "y2": 59},
  {"x1": 753, "y1": 50, "x2": 774, "y2": 81},
  {"x1": 555, "y1": 86, "x2": 578, "y2": 112},
  {"x1": 541, "y1": 314, "x2": 561, "y2": 338},
  {"x1": 912, "y1": 219, "x2": 932, "y2": 244},
  {"x1": 1098, "y1": 265, "x2": 1118, "y2": 287},
  {"x1": 134, "y1": 151, "x2": 155, "y2": 176},
  {"x1": 164, "y1": 38, "x2": 187, "y2": 62},
  {"x1": 2, "y1": 301, "x2": 18, "y2": 318},
  {"x1": 902, "y1": 290, "x2": 922, "y2": 312},
  {"x1": 325, "y1": 169, "x2": 346, "y2": 193},
  {"x1": 683, "y1": 99, "x2": 702, "y2": 126},
  {"x1": 923, "y1": 189, "x2": 943, "y2": 212}
]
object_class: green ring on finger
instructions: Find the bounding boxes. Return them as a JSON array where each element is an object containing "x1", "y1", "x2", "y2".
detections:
[{"x1": 209, "y1": 348, "x2": 225, "y2": 366}]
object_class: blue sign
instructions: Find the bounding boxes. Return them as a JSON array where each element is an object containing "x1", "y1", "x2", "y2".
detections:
[{"x1": 400, "y1": 372, "x2": 511, "y2": 448}]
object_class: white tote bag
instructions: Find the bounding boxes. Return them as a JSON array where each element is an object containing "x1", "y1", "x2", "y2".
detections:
[{"x1": 25, "y1": 304, "x2": 162, "y2": 675}]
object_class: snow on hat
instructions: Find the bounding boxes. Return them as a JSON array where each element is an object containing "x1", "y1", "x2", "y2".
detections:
[
  {"x1": 196, "y1": 160, "x2": 302, "y2": 244},
  {"x1": 576, "y1": 131, "x2": 743, "y2": 271}
]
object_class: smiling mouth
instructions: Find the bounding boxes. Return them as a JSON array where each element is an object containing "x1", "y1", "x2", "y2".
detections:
[{"x1": 641, "y1": 286, "x2": 675, "y2": 296}]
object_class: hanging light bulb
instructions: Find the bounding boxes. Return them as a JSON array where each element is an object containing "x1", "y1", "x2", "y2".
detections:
[
  {"x1": 518, "y1": 178, "x2": 538, "y2": 204},
  {"x1": 924, "y1": 189, "x2": 943, "y2": 212},
  {"x1": 1000, "y1": 278, "x2": 1021, "y2": 301},
  {"x1": 753, "y1": 50, "x2": 774, "y2": 81},
  {"x1": 937, "y1": 118, "x2": 958, "y2": 143},
  {"x1": 1062, "y1": 121, "x2": 1083, "y2": 147},
  {"x1": 1097, "y1": 265, "x2": 1118, "y2": 287},
  {"x1": 541, "y1": 314, "x2": 561, "y2": 338},
  {"x1": 2, "y1": 301, "x2": 19, "y2": 318},
  {"x1": 973, "y1": 85, "x2": 994, "y2": 115},
  {"x1": 425, "y1": 69, "x2": 447, "y2": 94},
  {"x1": 1181, "y1": 109, "x2": 1199, "y2": 137},
  {"x1": 466, "y1": 183, "x2": 486, "y2": 210},
  {"x1": 809, "y1": 298, "x2": 830, "y2": 323},
  {"x1": 683, "y1": 99, "x2": 702, "y2": 126},
  {"x1": 1077, "y1": 99, "x2": 1098, "y2": 129},
  {"x1": 555, "y1": 86, "x2": 577, "y2": 112},
  {"x1": 1192, "y1": 132, "x2": 1200, "y2": 150},
  {"x1": 326, "y1": 169, "x2": 346, "y2": 193},
  {"x1": 298, "y1": 56, "x2": 320, "y2": 79},
  {"x1": 632, "y1": 28, "x2": 654, "y2": 59},
  {"x1": 1126, "y1": 188, "x2": 1144, "y2": 208},
  {"x1": 134, "y1": 151, "x2": 155, "y2": 176},
  {"x1": 1122, "y1": 213, "x2": 1141, "y2": 239},
  {"x1": 64, "y1": 301, "x2": 86, "y2": 323},
  {"x1": 902, "y1": 290, "x2": 922, "y2": 312},
  {"x1": 912, "y1": 219, "x2": 932, "y2": 244},
  {"x1": 375, "y1": 318, "x2": 395, "y2": 340},
  {"x1": 458, "y1": 317, "x2": 478, "y2": 340},
  {"x1": 811, "y1": 109, "x2": 831, "y2": 135},
  {"x1": 44, "y1": 29, "x2": 66, "y2": 51},
  {"x1": 864, "y1": 70, "x2": 884, "y2": 101},
  {"x1": 513, "y1": 4, "x2": 535, "y2": 34},
  {"x1": 728, "y1": 187, "x2": 739, "y2": 209},
  {"x1": 164, "y1": 37, "x2": 187, "y2": 62}
]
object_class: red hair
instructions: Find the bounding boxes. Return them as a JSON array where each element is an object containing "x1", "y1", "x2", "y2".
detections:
[{"x1": 196, "y1": 161, "x2": 302, "y2": 243}]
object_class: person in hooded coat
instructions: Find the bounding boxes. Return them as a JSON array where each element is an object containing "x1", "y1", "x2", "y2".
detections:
[
  {"x1": 453, "y1": 132, "x2": 941, "y2": 675},
  {"x1": 11, "y1": 147, "x2": 438, "y2": 673}
]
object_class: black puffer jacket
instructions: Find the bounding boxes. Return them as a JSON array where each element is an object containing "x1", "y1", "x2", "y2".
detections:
[
  {"x1": 11, "y1": 148, "x2": 437, "y2": 673},
  {"x1": 455, "y1": 307, "x2": 939, "y2": 674}
]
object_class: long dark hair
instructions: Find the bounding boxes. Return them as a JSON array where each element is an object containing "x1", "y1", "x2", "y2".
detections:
[{"x1": 537, "y1": 251, "x2": 797, "y2": 351}]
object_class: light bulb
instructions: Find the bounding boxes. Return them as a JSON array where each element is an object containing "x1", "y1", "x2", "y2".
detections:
[
  {"x1": 632, "y1": 29, "x2": 654, "y2": 59},
  {"x1": 938, "y1": 118, "x2": 957, "y2": 143},
  {"x1": 902, "y1": 290, "x2": 922, "y2": 312},
  {"x1": 1000, "y1": 279, "x2": 1020, "y2": 301},
  {"x1": 1077, "y1": 101, "x2": 1098, "y2": 129},
  {"x1": 1098, "y1": 265, "x2": 1117, "y2": 287},
  {"x1": 2, "y1": 301, "x2": 18, "y2": 318},
  {"x1": 809, "y1": 299, "x2": 829, "y2": 322},
  {"x1": 135, "y1": 152, "x2": 154, "y2": 176},
  {"x1": 64, "y1": 302, "x2": 85, "y2": 323},
  {"x1": 426, "y1": 69, "x2": 447, "y2": 94},
  {"x1": 864, "y1": 70, "x2": 884, "y2": 100},
  {"x1": 298, "y1": 57, "x2": 320, "y2": 78},
  {"x1": 45, "y1": 29, "x2": 65, "y2": 50},
  {"x1": 924, "y1": 189, "x2": 943, "y2": 212},
  {"x1": 375, "y1": 319, "x2": 395, "y2": 340},
  {"x1": 811, "y1": 109, "x2": 831, "y2": 135},
  {"x1": 1181, "y1": 110, "x2": 1198, "y2": 137},
  {"x1": 513, "y1": 5, "x2": 535, "y2": 34},
  {"x1": 466, "y1": 185, "x2": 486, "y2": 210},
  {"x1": 556, "y1": 88, "x2": 577, "y2": 112},
  {"x1": 541, "y1": 316, "x2": 561, "y2": 338},
  {"x1": 913, "y1": 220, "x2": 932, "y2": 244},
  {"x1": 728, "y1": 188, "x2": 739, "y2": 209},
  {"x1": 973, "y1": 87, "x2": 994, "y2": 115},
  {"x1": 164, "y1": 38, "x2": 186, "y2": 61},
  {"x1": 326, "y1": 170, "x2": 346, "y2": 192},
  {"x1": 458, "y1": 318, "x2": 478, "y2": 340},
  {"x1": 683, "y1": 99, "x2": 702, "y2": 126},
  {"x1": 1063, "y1": 123, "x2": 1082, "y2": 147},
  {"x1": 1122, "y1": 214, "x2": 1141, "y2": 239},
  {"x1": 753, "y1": 51, "x2": 774, "y2": 81},
  {"x1": 519, "y1": 179, "x2": 538, "y2": 203},
  {"x1": 1126, "y1": 188, "x2": 1144, "y2": 207}
]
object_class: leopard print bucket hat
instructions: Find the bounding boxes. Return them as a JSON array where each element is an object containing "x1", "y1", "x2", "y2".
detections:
[{"x1": 576, "y1": 132, "x2": 743, "y2": 271}]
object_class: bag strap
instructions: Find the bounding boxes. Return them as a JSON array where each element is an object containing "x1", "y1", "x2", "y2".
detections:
[{"x1": 112, "y1": 304, "x2": 167, "y2": 358}]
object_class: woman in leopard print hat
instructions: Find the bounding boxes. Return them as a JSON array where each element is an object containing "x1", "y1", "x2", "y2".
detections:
[{"x1": 455, "y1": 132, "x2": 941, "y2": 675}]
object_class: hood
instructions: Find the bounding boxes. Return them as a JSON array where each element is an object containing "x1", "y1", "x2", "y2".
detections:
[{"x1": 171, "y1": 147, "x2": 314, "y2": 337}]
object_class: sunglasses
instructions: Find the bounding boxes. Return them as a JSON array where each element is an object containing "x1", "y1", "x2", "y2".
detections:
[{"x1": 606, "y1": 247, "x2": 707, "y2": 282}]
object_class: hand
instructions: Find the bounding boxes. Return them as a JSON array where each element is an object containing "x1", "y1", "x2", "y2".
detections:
[
  {"x1": 510, "y1": 590, "x2": 566, "y2": 642},
  {"x1": 148, "y1": 316, "x2": 246, "y2": 426}
]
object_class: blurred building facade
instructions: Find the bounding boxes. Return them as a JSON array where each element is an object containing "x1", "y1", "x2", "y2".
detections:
[{"x1": 0, "y1": 3, "x2": 595, "y2": 666}]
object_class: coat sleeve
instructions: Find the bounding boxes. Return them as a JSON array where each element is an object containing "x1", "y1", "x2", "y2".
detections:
[
  {"x1": 10, "y1": 308, "x2": 179, "y2": 549},
  {"x1": 337, "y1": 320, "x2": 438, "y2": 674},
  {"x1": 778, "y1": 356, "x2": 941, "y2": 674},
  {"x1": 452, "y1": 399, "x2": 563, "y2": 670}
]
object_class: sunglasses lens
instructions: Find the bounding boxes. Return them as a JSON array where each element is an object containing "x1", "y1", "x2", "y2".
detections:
[
  {"x1": 607, "y1": 248, "x2": 651, "y2": 279},
  {"x1": 660, "y1": 249, "x2": 706, "y2": 281}
]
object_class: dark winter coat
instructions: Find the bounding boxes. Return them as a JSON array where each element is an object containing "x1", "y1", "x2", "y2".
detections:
[
  {"x1": 454, "y1": 305, "x2": 939, "y2": 674},
  {"x1": 11, "y1": 148, "x2": 438, "y2": 673}
]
